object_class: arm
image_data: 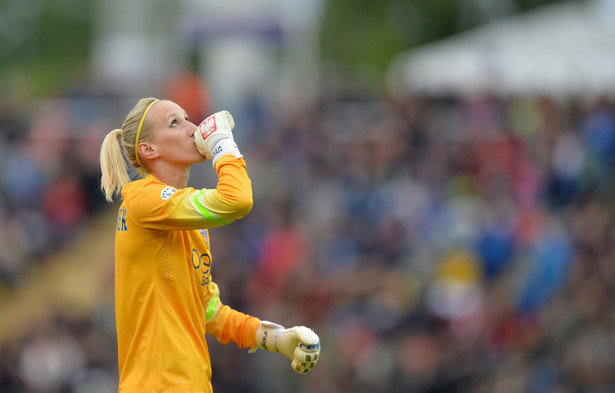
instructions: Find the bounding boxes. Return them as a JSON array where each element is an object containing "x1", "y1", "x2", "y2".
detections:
[
  {"x1": 198, "y1": 112, "x2": 320, "y2": 373},
  {"x1": 188, "y1": 156, "x2": 253, "y2": 227},
  {"x1": 187, "y1": 110, "x2": 253, "y2": 227},
  {"x1": 203, "y1": 282, "x2": 321, "y2": 375},
  {"x1": 126, "y1": 109, "x2": 253, "y2": 231},
  {"x1": 204, "y1": 282, "x2": 261, "y2": 348},
  {"x1": 125, "y1": 156, "x2": 252, "y2": 231}
]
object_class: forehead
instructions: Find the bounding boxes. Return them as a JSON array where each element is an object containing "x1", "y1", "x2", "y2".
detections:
[{"x1": 149, "y1": 100, "x2": 185, "y2": 121}]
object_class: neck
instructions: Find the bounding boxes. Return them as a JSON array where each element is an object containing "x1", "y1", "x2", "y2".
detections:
[{"x1": 146, "y1": 162, "x2": 191, "y2": 189}]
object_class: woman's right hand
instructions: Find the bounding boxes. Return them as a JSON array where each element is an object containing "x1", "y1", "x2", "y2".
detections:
[{"x1": 195, "y1": 111, "x2": 242, "y2": 165}]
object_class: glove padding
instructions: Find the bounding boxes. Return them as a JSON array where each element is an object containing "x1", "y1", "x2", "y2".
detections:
[
  {"x1": 194, "y1": 110, "x2": 242, "y2": 166},
  {"x1": 254, "y1": 321, "x2": 321, "y2": 374}
]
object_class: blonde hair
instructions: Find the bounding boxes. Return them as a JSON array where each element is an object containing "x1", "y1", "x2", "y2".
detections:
[{"x1": 99, "y1": 97, "x2": 160, "y2": 202}]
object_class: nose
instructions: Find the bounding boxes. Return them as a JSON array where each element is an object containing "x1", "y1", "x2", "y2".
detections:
[{"x1": 188, "y1": 121, "x2": 197, "y2": 137}]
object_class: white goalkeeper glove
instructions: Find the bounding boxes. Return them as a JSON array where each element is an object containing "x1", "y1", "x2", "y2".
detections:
[
  {"x1": 253, "y1": 321, "x2": 321, "y2": 374},
  {"x1": 194, "y1": 110, "x2": 243, "y2": 167}
]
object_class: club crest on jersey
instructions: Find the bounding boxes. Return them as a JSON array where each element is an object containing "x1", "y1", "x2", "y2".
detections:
[
  {"x1": 199, "y1": 115, "x2": 217, "y2": 140},
  {"x1": 200, "y1": 229, "x2": 210, "y2": 247},
  {"x1": 161, "y1": 186, "x2": 177, "y2": 200}
]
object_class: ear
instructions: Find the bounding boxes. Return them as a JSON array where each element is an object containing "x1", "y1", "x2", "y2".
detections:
[{"x1": 138, "y1": 142, "x2": 159, "y2": 160}]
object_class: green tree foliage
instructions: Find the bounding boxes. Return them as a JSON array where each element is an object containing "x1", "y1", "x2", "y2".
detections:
[
  {"x1": 320, "y1": 0, "x2": 585, "y2": 91},
  {"x1": 0, "y1": 0, "x2": 95, "y2": 96}
]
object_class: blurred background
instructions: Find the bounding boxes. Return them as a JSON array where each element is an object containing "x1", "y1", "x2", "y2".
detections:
[{"x1": 2, "y1": 0, "x2": 615, "y2": 392}]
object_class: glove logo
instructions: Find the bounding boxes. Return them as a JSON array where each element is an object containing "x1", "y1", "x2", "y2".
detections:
[
  {"x1": 199, "y1": 116, "x2": 217, "y2": 140},
  {"x1": 300, "y1": 342, "x2": 320, "y2": 352},
  {"x1": 212, "y1": 145, "x2": 223, "y2": 160}
]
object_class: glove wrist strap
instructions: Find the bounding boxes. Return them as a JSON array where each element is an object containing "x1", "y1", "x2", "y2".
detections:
[
  {"x1": 256, "y1": 321, "x2": 284, "y2": 353},
  {"x1": 211, "y1": 138, "x2": 243, "y2": 167}
]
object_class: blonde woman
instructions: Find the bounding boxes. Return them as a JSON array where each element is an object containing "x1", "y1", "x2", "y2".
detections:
[{"x1": 99, "y1": 97, "x2": 320, "y2": 392}]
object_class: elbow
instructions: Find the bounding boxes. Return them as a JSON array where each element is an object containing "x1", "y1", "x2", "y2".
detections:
[
  {"x1": 218, "y1": 186, "x2": 252, "y2": 221},
  {"x1": 216, "y1": 167, "x2": 253, "y2": 220},
  {"x1": 233, "y1": 192, "x2": 253, "y2": 219},
  {"x1": 226, "y1": 176, "x2": 253, "y2": 219}
]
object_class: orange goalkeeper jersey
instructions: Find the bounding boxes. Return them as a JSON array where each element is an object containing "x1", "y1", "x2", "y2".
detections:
[{"x1": 114, "y1": 156, "x2": 261, "y2": 393}]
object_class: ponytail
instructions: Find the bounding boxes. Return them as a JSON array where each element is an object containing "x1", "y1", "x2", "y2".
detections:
[
  {"x1": 100, "y1": 129, "x2": 131, "y2": 202},
  {"x1": 99, "y1": 97, "x2": 160, "y2": 202}
]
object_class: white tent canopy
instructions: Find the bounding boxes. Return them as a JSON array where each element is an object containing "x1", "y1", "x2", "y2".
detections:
[{"x1": 386, "y1": 0, "x2": 615, "y2": 98}]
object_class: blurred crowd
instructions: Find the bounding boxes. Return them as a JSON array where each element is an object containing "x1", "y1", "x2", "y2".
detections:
[
  {"x1": 1, "y1": 84, "x2": 615, "y2": 392},
  {"x1": 0, "y1": 95, "x2": 117, "y2": 287}
]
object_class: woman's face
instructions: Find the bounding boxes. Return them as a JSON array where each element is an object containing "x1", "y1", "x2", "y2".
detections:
[{"x1": 146, "y1": 100, "x2": 205, "y2": 166}]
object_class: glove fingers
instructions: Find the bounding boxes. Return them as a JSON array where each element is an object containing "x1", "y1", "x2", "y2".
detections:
[
  {"x1": 194, "y1": 129, "x2": 210, "y2": 158},
  {"x1": 292, "y1": 359, "x2": 318, "y2": 374},
  {"x1": 198, "y1": 111, "x2": 234, "y2": 140},
  {"x1": 292, "y1": 341, "x2": 320, "y2": 374},
  {"x1": 293, "y1": 326, "x2": 320, "y2": 347},
  {"x1": 278, "y1": 326, "x2": 321, "y2": 374},
  {"x1": 294, "y1": 346, "x2": 320, "y2": 363},
  {"x1": 195, "y1": 111, "x2": 236, "y2": 159},
  {"x1": 223, "y1": 110, "x2": 235, "y2": 130}
]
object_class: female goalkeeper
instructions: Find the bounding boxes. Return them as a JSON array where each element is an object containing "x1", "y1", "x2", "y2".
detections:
[{"x1": 99, "y1": 97, "x2": 320, "y2": 393}]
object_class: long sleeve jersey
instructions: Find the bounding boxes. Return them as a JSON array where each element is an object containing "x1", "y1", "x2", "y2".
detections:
[{"x1": 114, "y1": 156, "x2": 261, "y2": 393}]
